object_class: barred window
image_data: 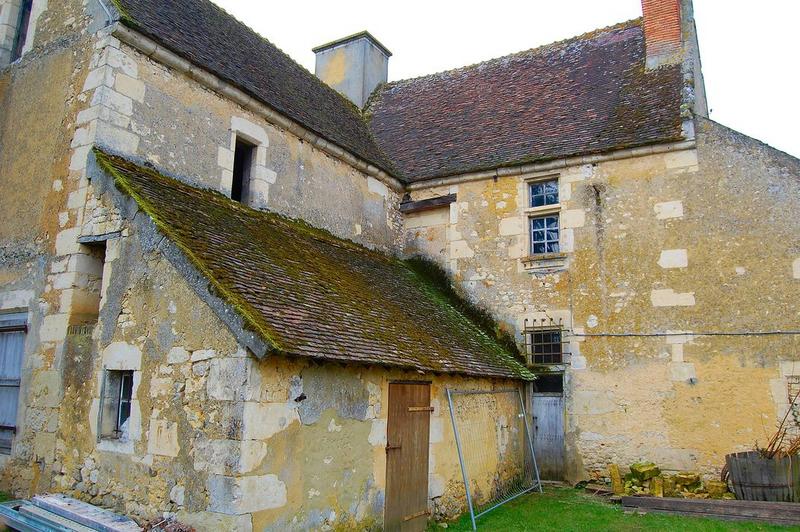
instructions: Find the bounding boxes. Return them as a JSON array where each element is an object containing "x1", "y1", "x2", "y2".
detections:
[
  {"x1": 531, "y1": 329, "x2": 562, "y2": 365},
  {"x1": 530, "y1": 215, "x2": 560, "y2": 255},
  {"x1": 529, "y1": 179, "x2": 559, "y2": 208}
]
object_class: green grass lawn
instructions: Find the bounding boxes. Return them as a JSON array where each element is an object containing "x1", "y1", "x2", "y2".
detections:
[{"x1": 430, "y1": 487, "x2": 797, "y2": 531}]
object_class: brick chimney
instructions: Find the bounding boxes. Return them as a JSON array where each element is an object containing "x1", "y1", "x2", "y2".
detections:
[
  {"x1": 641, "y1": 0, "x2": 683, "y2": 68},
  {"x1": 313, "y1": 31, "x2": 391, "y2": 109},
  {"x1": 642, "y1": 0, "x2": 708, "y2": 117}
]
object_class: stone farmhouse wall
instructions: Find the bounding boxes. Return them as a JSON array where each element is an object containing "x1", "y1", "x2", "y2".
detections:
[
  {"x1": 75, "y1": 32, "x2": 403, "y2": 253},
  {"x1": 403, "y1": 118, "x2": 800, "y2": 480},
  {"x1": 0, "y1": 3, "x2": 515, "y2": 528}
]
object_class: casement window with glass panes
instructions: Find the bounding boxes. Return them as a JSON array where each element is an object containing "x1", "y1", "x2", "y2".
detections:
[
  {"x1": 527, "y1": 177, "x2": 560, "y2": 255},
  {"x1": 99, "y1": 370, "x2": 134, "y2": 441},
  {"x1": 0, "y1": 312, "x2": 26, "y2": 454}
]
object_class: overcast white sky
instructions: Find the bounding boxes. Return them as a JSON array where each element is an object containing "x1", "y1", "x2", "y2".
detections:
[{"x1": 211, "y1": 1, "x2": 799, "y2": 158}]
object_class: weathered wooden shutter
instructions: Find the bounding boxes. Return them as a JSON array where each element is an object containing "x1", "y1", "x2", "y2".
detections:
[{"x1": 0, "y1": 314, "x2": 26, "y2": 453}]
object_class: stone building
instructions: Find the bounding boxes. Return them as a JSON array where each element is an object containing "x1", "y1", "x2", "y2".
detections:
[{"x1": 0, "y1": 0, "x2": 798, "y2": 529}]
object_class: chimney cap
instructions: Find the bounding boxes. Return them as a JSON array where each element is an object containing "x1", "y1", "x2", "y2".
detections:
[{"x1": 313, "y1": 30, "x2": 392, "y2": 58}]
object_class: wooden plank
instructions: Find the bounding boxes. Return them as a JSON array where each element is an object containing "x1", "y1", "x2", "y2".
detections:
[
  {"x1": 621, "y1": 496, "x2": 800, "y2": 523},
  {"x1": 20, "y1": 504, "x2": 96, "y2": 532},
  {"x1": 399, "y1": 194, "x2": 457, "y2": 214},
  {"x1": 31, "y1": 495, "x2": 141, "y2": 532}
]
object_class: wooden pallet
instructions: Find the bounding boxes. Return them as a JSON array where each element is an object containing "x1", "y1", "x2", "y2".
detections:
[{"x1": 621, "y1": 496, "x2": 800, "y2": 526}]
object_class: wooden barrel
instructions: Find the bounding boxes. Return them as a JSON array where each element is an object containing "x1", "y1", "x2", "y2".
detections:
[{"x1": 726, "y1": 451, "x2": 800, "y2": 502}]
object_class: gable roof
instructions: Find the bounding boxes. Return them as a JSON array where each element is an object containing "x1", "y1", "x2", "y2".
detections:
[
  {"x1": 95, "y1": 149, "x2": 533, "y2": 380},
  {"x1": 114, "y1": 0, "x2": 396, "y2": 177},
  {"x1": 366, "y1": 19, "x2": 685, "y2": 182}
]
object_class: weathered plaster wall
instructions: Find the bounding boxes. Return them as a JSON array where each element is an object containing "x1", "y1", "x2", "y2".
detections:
[
  {"x1": 23, "y1": 185, "x2": 520, "y2": 529},
  {"x1": 403, "y1": 118, "x2": 800, "y2": 481},
  {"x1": 83, "y1": 37, "x2": 403, "y2": 252},
  {"x1": 0, "y1": 0, "x2": 97, "y2": 485}
]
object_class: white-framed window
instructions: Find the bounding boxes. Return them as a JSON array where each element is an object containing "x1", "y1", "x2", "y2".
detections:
[
  {"x1": 0, "y1": 312, "x2": 26, "y2": 454},
  {"x1": 99, "y1": 369, "x2": 134, "y2": 440},
  {"x1": 526, "y1": 177, "x2": 561, "y2": 256}
]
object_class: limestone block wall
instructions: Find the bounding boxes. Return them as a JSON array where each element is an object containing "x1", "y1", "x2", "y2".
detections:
[
  {"x1": 0, "y1": 9, "x2": 98, "y2": 490},
  {"x1": 78, "y1": 33, "x2": 403, "y2": 253},
  {"x1": 21, "y1": 188, "x2": 521, "y2": 528},
  {"x1": 403, "y1": 119, "x2": 800, "y2": 481}
]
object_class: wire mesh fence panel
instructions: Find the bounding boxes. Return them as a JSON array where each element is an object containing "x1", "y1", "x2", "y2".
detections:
[{"x1": 447, "y1": 388, "x2": 542, "y2": 530}]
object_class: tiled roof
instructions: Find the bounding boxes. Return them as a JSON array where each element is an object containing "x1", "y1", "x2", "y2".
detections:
[
  {"x1": 114, "y1": 0, "x2": 396, "y2": 176},
  {"x1": 96, "y1": 149, "x2": 533, "y2": 380},
  {"x1": 366, "y1": 19, "x2": 685, "y2": 182}
]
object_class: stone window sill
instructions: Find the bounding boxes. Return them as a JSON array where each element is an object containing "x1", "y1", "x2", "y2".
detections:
[{"x1": 521, "y1": 252, "x2": 568, "y2": 272}]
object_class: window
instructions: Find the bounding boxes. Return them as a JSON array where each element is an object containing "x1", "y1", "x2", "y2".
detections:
[
  {"x1": 100, "y1": 370, "x2": 134, "y2": 440},
  {"x1": 530, "y1": 215, "x2": 559, "y2": 255},
  {"x1": 530, "y1": 329, "x2": 563, "y2": 365},
  {"x1": 527, "y1": 177, "x2": 561, "y2": 256},
  {"x1": 532, "y1": 373, "x2": 563, "y2": 393},
  {"x1": 11, "y1": 0, "x2": 33, "y2": 62},
  {"x1": 0, "y1": 313, "x2": 26, "y2": 454},
  {"x1": 231, "y1": 137, "x2": 255, "y2": 203},
  {"x1": 529, "y1": 179, "x2": 559, "y2": 208}
]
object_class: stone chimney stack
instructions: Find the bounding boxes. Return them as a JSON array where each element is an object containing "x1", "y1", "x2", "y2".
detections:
[
  {"x1": 641, "y1": 0, "x2": 708, "y2": 117},
  {"x1": 313, "y1": 31, "x2": 391, "y2": 109}
]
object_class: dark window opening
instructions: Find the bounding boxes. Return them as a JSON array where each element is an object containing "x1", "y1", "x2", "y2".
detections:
[
  {"x1": 231, "y1": 137, "x2": 255, "y2": 203},
  {"x1": 533, "y1": 373, "x2": 563, "y2": 393},
  {"x1": 75, "y1": 240, "x2": 107, "y2": 324},
  {"x1": 0, "y1": 312, "x2": 26, "y2": 454},
  {"x1": 11, "y1": 0, "x2": 33, "y2": 62},
  {"x1": 100, "y1": 370, "x2": 134, "y2": 440},
  {"x1": 531, "y1": 329, "x2": 563, "y2": 365}
]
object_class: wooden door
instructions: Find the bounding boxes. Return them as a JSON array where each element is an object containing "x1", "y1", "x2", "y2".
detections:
[
  {"x1": 532, "y1": 392, "x2": 565, "y2": 480},
  {"x1": 385, "y1": 382, "x2": 431, "y2": 532}
]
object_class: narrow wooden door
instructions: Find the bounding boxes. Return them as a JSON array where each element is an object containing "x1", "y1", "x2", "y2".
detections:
[
  {"x1": 532, "y1": 392, "x2": 565, "y2": 480},
  {"x1": 385, "y1": 382, "x2": 431, "y2": 532}
]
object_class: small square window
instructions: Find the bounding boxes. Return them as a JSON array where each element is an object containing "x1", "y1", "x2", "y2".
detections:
[
  {"x1": 529, "y1": 179, "x2": 559, "y2": 208},
  {"x1": 531, "y1": 330, "x2": 563, "y2": 365},
  {"x1": 530, "y1": 215, "x2": 560, "y2": 255},
  {"x1": 100, "y1": 370, "x2": 134, "y2": 440}
]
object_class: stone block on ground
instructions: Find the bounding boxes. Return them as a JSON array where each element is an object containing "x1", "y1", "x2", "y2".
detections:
[
  {"x1": 608, "y1": 464, "x2": 624, "y2": 495},
  {"x1": 630, "y1": 462, "x2": 661, "y2": 481},
  {"x1": 705, "y1": 480, "x2": 728, "y2": 498}
]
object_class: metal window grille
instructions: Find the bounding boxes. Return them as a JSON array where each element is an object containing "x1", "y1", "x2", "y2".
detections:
[
  {"x1": 446, "y1": 388, "x2": 542, "y2": 530},
  {"x1": 529, "y1": 179, "x2": 559, "y2": 208},
  {"x1": 524, "y1": 318, "x2": 568, "y2": 366},
  {"x1": 529, "y1": 215, "x2": 560, "y2": 255},
  {"x1": 116, "y1": 372, "x2": 133, "y2": 435}
]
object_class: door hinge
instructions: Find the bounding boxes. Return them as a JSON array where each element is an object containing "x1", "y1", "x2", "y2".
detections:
[
  {"x1": 385, "y1": 443, "x2": 402, "y2": 453},
  {"x1": 408, "y1": 406, "x2": 434, "y2": 412}
]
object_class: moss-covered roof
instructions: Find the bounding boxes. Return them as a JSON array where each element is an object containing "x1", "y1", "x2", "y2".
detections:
[{"x1": 96, "y1": 149, "x2": 533, "y2": 380}]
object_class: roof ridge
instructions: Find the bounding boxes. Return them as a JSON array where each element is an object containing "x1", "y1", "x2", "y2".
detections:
[{"x1": 382, "y1": 18, "x2": 642, "y2": 90}]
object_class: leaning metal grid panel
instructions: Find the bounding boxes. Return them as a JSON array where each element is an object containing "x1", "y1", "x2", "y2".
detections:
[{"x1": 447, "y1": 388, "x2": 541, "y2": 530}]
